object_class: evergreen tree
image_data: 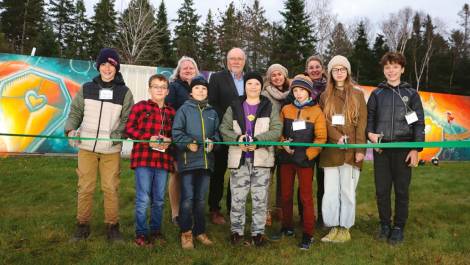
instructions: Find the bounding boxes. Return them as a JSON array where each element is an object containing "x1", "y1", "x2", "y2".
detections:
[
  {"x1": 152, "y1": 0, "x2": 176, "y2": 67},
  {"x1": 0, "y1": 0, "x2": 47, "y2": 54},
  {"x1": 173, "y1": 0, "x2": 200, "y2": 61},
  {"x1": 37, "y1": 19, "x2": 60, "y2": 57},
  {"x1": 199, "y1": 9, "x2": 219, "y2": 71},
  {"x1": 325, "y1": 22, "x2": 352, "y2": 62},
  {"x1": 276, "y1": 0, "x2": 315, "y2": 74},
  {"x1": 49, "y1": 0, "x2": 75, "y2": 57},
  {"x1": 217, "y1": 1, "x2": 242, "y2": 63},
  {"x1": 350, "y1": 21, "x2": 374, "y2": 84},
  {"x1": 267, "y1": 22, "x2": 283, "y2": 66},
  {"x1": 458, "y1": 3, "x2": 470, "y2": 54},
  {"x1": 371, "y1": 34, "x2": 389, "y2": 83},
  {"x1": 64, "y1": 0, "x2": 91, "y2": 59},
  {"x1": 242, "y1": 0, "x2": 270, "y2": 72},
  {"x1": 89, "y1": 0, "x2": 118, "y2": 58}
]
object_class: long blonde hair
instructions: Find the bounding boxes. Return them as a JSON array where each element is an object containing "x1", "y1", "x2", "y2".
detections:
[{"x1": 323, "y1": 71, "x2": 359, "y2": 125}]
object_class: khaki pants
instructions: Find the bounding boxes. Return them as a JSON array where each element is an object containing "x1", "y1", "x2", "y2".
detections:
[{"x1": 76, "y1": 149, "x2": 121, "y2": 224}]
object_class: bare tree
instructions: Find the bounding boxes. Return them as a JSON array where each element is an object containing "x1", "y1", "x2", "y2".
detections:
[
  {"x1": 116, "y1": 0, "x2": 162, "y2": 65},
  {"x1": 381, "y1": 7, "x2": 413, "y2": 53},
  {"x1": 306, "y1": 0, "x2": 337, "y2": 59}
]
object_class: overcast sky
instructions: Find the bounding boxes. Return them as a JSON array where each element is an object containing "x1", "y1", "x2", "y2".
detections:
[{"x1": 85, "y1": 0, "x2": 466, "y2": 33}]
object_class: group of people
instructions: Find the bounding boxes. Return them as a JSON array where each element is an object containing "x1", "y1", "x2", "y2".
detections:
[{"x1": 64, "y1": 46, "x2": 425, "y2": 250}]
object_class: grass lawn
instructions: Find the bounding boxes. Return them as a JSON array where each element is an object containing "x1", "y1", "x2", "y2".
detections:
[{"x1": 0, "y1": 156, "x2": 469, "y2": 265}]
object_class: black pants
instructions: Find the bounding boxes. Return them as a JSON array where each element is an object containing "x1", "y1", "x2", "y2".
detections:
[
  {"x1": 373, "y1": 148, "x2": 412, "y2": 228},
  {"x1": 208, "y1": 145, "x2": 231, "y2": 212}
]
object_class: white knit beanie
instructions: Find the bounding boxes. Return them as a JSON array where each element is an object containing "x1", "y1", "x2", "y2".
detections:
[
  {"x1": 266, "y1": 64, "x2": 288, "y2": 83},
  {"x1": 327, "y1": 55, "x2": 351, "y2": 75}
]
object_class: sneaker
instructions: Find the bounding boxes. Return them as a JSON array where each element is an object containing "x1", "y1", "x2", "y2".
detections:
[
  {"x1": 299, "y1": 233, "x2": 314, "y2": 250},
  {"x1": 149, "y1": 230, "x2": 166, "y2": 246},
  {"x1": 230, "y1": 233, "x2": 244, "y2": 246},
  {"x1": 321, "y1": 227, "x2": 339, "y2": 242},
  {"x1": 210, "y1": 211, "x2": 226, "y2": 225},
  {"x1": 377, "y1": 224, "x2": 391, "y2": 241},
  {"x1": 196, "y1": 233, "x2": 214, "y2": 246},
  {"x1": 252, "y1": 234, "x2": 267, "y2": 247},
  {"x1": 388, "y1": 226, "x2": 404, "y2": 245},
  {"x1": 106, "y1": 223, "x2": 124, "y2": 242},
  {"x1": 181, "y1": 231, "x2": 194, "y2": 249},
  {"x1": 70, "y1": 223, "x2": 90, "y2": 242},
  {"x1": 134, "y1": 235, "x2": 147, "y2": 247},
  {"x1": 333, "y1": 227, "x2": 351, "y2": 243}
]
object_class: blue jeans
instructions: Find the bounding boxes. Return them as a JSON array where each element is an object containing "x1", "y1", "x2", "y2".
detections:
[
  {"x1": 179, "y1": 169, "x2": 210, "y2": 236},
  {"x1": 134, "y1": 167, "x2": 168, "y2": 236}
]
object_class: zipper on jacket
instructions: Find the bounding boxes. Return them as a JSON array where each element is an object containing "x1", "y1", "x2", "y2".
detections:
[
  {"x1": 198, "y1": 105, "x2": 208, "y2": 169},
  {"x1": 92, "y1": 100, "x2": 104, "y2": 152},
  {"x1": 184, "y1": 152, "x2": 187, "y2": 165},
  {"x1": 391, "y1": 89, "x2": 395, "y2": 141}
]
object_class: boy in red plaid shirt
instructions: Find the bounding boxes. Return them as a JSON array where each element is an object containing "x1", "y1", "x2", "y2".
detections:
[{"x1": 125, "y1": 74, "x2": 175, "y2": 246}]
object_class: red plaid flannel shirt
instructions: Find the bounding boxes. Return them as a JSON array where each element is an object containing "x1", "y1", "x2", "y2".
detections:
[{"x1": 125, "y1": 100, "x2": 175, "y2": 171}]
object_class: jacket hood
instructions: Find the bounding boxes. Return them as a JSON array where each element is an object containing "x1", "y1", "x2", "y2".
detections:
[{"x1": 377, "y1": 81, "x2": 413, "y2": 90}]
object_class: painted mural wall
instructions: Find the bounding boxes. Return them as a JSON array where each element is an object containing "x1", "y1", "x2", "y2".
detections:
[{"x1": 0, "y1": 53, "x2": 469, "y2": 160}]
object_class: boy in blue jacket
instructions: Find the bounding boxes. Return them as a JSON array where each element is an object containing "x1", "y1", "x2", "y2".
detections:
[{"x1": 172, "y1": 76, "x2": 220, "y2": 249}]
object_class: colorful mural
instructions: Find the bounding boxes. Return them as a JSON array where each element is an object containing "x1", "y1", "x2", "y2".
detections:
[
  {"x1": 0, "y1": 53, "x2": 97, "y2": 153},
  {"x1": 0, "y1": 53, "x2": 469, "y2": 160}
]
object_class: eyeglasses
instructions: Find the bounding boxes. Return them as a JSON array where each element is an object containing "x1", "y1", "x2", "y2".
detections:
[
  {"x1": 331, "y1": 68, "x2": 347, "y2": 74},
  {"x1": 150, "y1": 85, "x2": 168, "y2": 90}
]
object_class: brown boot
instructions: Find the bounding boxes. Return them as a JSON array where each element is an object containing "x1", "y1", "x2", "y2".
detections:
[
  {"x1": 196, "y1": 233, "x2": 214, "y2": 246},
  {"x1": 181, "y1": 231, "x2": 194, "y2": 250},
  {"x1": 210, "y1": 210, "x2": 226, "y2": 225},
  {"x1": 266, "y1": 210, "x2": 272, "y2": 227}
]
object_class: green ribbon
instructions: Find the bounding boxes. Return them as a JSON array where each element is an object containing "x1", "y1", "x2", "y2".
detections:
[{"x1": 1, "y1": 132, "x2": 470, "y2": 148}]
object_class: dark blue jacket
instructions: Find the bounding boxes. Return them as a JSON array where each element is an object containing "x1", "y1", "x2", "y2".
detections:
[
  {"x1": 166, "y1": 78, "x2": 190, "y2": 111},
  {"x1": 172, "y1": 99, "x2": 220, "y2": 173}
]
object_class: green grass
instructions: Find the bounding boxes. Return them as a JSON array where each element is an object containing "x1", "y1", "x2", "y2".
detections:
[{"x1": 1, "y1": 156, "x2": 469, "y2": 265}]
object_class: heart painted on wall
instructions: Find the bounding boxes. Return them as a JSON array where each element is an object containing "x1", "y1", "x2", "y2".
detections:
[{"x1": 25, "y1": 90, "x2": 47, "y2": 112}]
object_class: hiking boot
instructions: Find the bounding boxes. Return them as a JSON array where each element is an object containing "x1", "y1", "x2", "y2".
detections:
[
  {"x1": 71, "y1": 223, "x2": 90, "y2": 242},
  {"x1": 265, "y1": 211, "x2": 272, "y2": 227},
  {"x1": 196, "y1": 233, "x2": 214, "y2": 246},
  {"x1": 321, "y1": 227, "x2": 339, "y2": 242},
  {"x1": 388, "y1": 226, "x2": 404, "y2": 245},
  {"x1": 134, "y1": 235, "x2": 147, "y2": 247},
  {"x1": 377, "y1": 224, "x2": 391, "y2": 241},
  {"x1": 181, "y1": 231, "x2": 194, "y2": 249},
  {"x1": 269, "y1": 227, "x2": 294, "y2": 241},
  {"x1": 252, "y1": 233, "x2": 267, "y2": 247},
  {"x1": 210, "y1": 210, "x2": 226, "y2": 225},
  {"x1": 299, "y1": 233, "x2": 314, "y2": 250},
  {"x1": 333, "y1": 227, "x2": 351, "y2": 243},
  {"x1": 106, "y1": 223, "x2": 124, "y2": 242},
  {"x1": 230, "y1": 232, "x2": 244, "y2": 246},
  {"x1": 149, "y1": 230, "x2": 166, "y2": 246}
]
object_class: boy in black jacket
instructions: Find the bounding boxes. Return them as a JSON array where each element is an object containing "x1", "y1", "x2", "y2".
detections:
[{"x1": 367, "y1": 52, "x2": 425, "y2": 245}]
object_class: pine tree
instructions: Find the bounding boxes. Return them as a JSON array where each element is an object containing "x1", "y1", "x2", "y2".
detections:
[
  {"x1": 217, "y1": 1, "x2": 242, "y2": 62},
  {"x1": 152, "y1": 0, "x2": 176, "y2": 67},
  {"x1": 371, "y1": 34, "x2": 389, "y2": 83},
  {"x1": 0, "y1": 0, "x2": 47, "y2": 54},
  {"x1": 325, "y1": 22, "x2": 352, "y2": 62},
  {"x1": 173, "y1": 0, "x2": 200, "y2": 61},
  {"x1": 37, "y1": 19, "x2": 60, "y2": 57},
  {"x1": 276, "y1": 0, "x2": 315, "y2": 74},
  {"x1": 242, "y1": 0, "x2": 270, "y2": 72},
  {"x1": 49, "y1": 0, "x2": 75, "y2": 57},
  {"x1": 64, "y1": 0, "x2": 91, "y2": 59},
  {"x1": 458, "y1": 3, "x2": 470, "y2": 54},
  {"x1": 89, "y1": 0, "x2": 118, "y2": 58},
  {"x1": 350, "y1": 21, "x2": 374, "y2": 84},
  {"x1": 199, "y1": 9, "x2": 219, "y2": 71}
]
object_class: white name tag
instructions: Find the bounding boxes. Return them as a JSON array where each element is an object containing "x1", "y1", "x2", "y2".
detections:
[
  {"x1": 152, "y1": 147, "x2": 166, "y2": 153},
  {"x1": 99, "y1": 89, "x2": 113, "y2": 100},
  {"x1": 405, "y1": 111, "x2": 418, "y2": 124},
  {"x1": 292, "y1": 120, "x2": 306, "y2": 131},
  {"x1": 332, "y1": 114, "x2": 345, "y2": 125}
]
